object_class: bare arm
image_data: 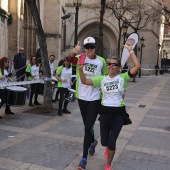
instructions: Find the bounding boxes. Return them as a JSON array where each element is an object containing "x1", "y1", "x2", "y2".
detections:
[
  {"x1": 0, "y1": 75, "x2": 6, "y2": 80},
  {"x1": 124, "y1": 43, "x2": 140, "y2": 75},
  {"x1": 55, "y1": 74, "x2": 66, "y2": 83},
  {"x1": 8, "y1": 77, "x2": 12, "y2": 82},
  {"x1": 78, "y1": 64, "x2": 93, "y2": 86}
]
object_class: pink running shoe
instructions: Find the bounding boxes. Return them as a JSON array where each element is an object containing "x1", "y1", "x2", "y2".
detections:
[
  {"x1": 104, "y1": 147, "x2": 108, "y2": 159},
  {"x1": 104, "y1": 163, "x2": 112, "y2": 170}
]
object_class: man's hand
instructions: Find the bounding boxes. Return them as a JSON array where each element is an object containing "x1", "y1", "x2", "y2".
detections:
[{"x1": 73, "y1": 41, "x2": 81, "y2": 54}]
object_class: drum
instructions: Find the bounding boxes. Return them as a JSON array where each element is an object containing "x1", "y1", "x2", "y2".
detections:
[
  {"x1": 6, "y1": 86, "x2": 27, "y2": 106},
  {"x1": 38, "y1": 83, "x2": 44, "y2": 95},
  {"x1": 65, "y1": 88, "x2": 76, "y2": 102}
]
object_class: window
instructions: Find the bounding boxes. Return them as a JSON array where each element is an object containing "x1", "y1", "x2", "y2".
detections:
[{"x1": 1, "y1": 15, "x2": 5, "y2": 23}]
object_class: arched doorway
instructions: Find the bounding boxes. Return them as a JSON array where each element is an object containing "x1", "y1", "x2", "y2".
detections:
[{"x1": 77, "y1": 22, "x2": 118, "y2": 58}]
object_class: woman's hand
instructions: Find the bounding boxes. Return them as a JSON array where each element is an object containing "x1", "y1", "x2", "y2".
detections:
[
  {"x1": 62, "y1": 79, "x2": 67, "y2": 83},
  {"x1": 123, "y1": 42, "x2": 132, "y2": 52},
  {"x1": 77, "y1": 59, "x2": 84, "y2": 70},
  {"x1": 8, "y1": 77, "x2": 12, "y2": 82}
]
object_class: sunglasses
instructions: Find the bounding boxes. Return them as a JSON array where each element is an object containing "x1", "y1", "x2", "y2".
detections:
[
  {"x1": 107, "y1": 63, "x2": 119, "y2": 67},
  {"x1": 20, "y1": 50, "x2": 24, "y2": 51},
  {"x1": 84, "y1": 44, "x2": 96, "y2": 49}
]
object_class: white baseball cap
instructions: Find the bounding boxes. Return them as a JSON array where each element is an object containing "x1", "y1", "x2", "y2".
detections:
[{"x1": 83, "y1": 37, "x2": 96, "y2": 45}]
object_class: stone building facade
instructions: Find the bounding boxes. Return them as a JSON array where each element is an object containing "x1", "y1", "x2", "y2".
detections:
[{"x1": 0, "y1": 0, "x2": 165, "y2": 75}]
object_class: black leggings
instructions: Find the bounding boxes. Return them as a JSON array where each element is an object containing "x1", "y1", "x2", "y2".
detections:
[
  {"x1": 58, "y1": 87, "x2": 69, "y2": 111},
  {"x1": 100, "y1": 106, "x2": 125, "y2": 151},
  {"x1": 78, "y1": 99, "x2": 101, "y2": 159},
  {"x1": 0, "y1": 89, "x2": 12, "y2": 111},
  {"x1": 0, "y1": 89, "x2": 6, "y2": 107},
  {"x1": 29, "y1": 83, "x2": 40, "y2": 103}
]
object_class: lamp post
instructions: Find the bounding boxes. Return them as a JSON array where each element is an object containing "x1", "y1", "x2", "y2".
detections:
[
  {"x1": 163, "y1": 49, "x2": 166, "y2": 60},
  {"x1": 157, "y1": 43, "x2": 161, "y2": 74},
  {"x1": 157, "y1": 43, "x2": 161, "y2": 65},
  {"x1": 73, "y1": 0, "x2": 82, "y2": 47},
  {"x1": 122, "y1": 22, "x2": 129, "y2": 73},
  {"x1": 138, "y1": 37, "x2": 145, "y2": 78},
  {"x1": 166, "y1": 52, "x2": 168, "y2": 72},
  {"x1": 162, "y1": 49, "x2": 166, "y2": 73},
  {"x1": 122, "y1": 22, "x2": 129, "y2": 45}
]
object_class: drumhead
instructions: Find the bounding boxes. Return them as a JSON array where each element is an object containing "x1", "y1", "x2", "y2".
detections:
[
  {"x1": 6, "y1": 86, "x2": 27, "y2": 91},
  {"x1": 52, "y1": 76, "x2": 58, "y2": 82}
]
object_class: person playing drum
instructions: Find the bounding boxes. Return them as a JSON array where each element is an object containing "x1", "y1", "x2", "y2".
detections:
[
  {"x1": 55, "y1": 57, "x2": 72, "y2": 116},
  {"x1": 0, "y1": 57, "x2": 14, "y2": 117},
  {"x1": 25, "y1": 55, "x2": 41, "y2": 107},
  {"x1": 53, "y1": 59, "x2": 64, "y2": 102}
]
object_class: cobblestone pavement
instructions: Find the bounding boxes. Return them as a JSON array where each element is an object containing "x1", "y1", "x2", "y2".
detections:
[{"x1": 0, "y1": 74, "x2": 170, "y2": 170}]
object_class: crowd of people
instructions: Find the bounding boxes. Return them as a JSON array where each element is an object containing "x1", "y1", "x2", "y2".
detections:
[{"x1": 0, "y1": 36, "x2": 141, "y2": 170}]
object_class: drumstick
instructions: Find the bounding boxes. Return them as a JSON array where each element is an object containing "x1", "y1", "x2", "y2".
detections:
[
  {"x1": 71, "y1": 77, "x2": 76, "y2": 85},
  {"x1": 10, "y1": 65, "x2": 13, "y2": 73}
]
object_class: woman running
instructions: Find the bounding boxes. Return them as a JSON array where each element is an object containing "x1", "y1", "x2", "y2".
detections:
[{"x1": 78, "y1": 42, "x2": 140, "y2": 170}]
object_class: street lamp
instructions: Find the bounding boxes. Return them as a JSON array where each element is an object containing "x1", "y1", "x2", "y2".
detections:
[
  {"x1": 138, "y1": 37, "x2": 145, "y2": 78},
  {"x1": 166, "y1": 52, "x2": 168, "y2": 72},
  {"x1": 157, "y1": 43, "x2": 161, "y2": 65},
  {"x1": 122, "y1": 22, "x2": 129, "y2": 44},
  {"x1": 162, "y1": 49, "x2": 166, "y2": 73},
  {"x1": 73, "y1": 0, "x2": 82, "y2": 47},
  {"x1": 122, "y1": 22, "x2": 129, "y2": 73}
]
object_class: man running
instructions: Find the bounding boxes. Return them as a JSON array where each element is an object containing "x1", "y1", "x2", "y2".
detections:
[{"x1": 68, "y1": 37, "x2": 108, "y2": 170}]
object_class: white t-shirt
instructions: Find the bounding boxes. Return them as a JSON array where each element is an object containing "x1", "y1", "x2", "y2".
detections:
[
  {"x1": 57, "y1": 66, "x2": 72, "y2": 88},
  {"x1": 0, "y1": 69, "x2": 8, "y2": 89},
  {"x1": 31, "y1": 65, "x2": 39, "y2": 80},
  {"x1": 76, "y1": 55, "x2": 107, "y2": 101},
  {"x1": 92, "y1": 73, "x2": 131, "y2": 107}
]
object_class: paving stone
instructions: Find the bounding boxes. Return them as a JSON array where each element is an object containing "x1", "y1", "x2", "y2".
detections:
[
  {"x1": 0, "y1": 136, "x2": 82, "y2": 170},
  {"x1": 45, "y1": 119, "x2": 100, "y2": 138},
  {"x1": 0, "y1": 129, "x2": 18, "y2": 142},
  {"x1": 115, "y1": 150, "x2": 170, "y2": 170},
  {"x1": 128, "y1": 129, "x2": 170, "y2": 151},
  {"x1": 0, "y1": 114, "x2": 52, "y2": 129},
  {"x1": 140, "y1": 116, "x2": 170, "y2": 129},
  {"x1": 124, "y1": 98, "x2": 139, "y2": 104},
  {"x1": 147, "y1": 108, "x2": 170, "y2": 117},
  {"x1": 152, "y1": 101, "x2": 170, "y2": 107}
]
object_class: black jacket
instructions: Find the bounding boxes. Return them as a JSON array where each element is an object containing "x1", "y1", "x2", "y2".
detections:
[{"x1": 13, "y1": 53, "x2": 27, "y2": 70}]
